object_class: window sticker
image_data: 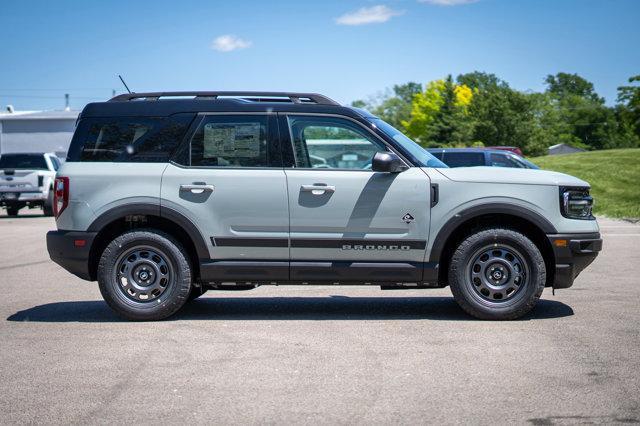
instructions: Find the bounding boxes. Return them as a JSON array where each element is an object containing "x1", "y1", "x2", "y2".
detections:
[{"x1": 203, "y1": 123, "x2": 261, "y2": 158}]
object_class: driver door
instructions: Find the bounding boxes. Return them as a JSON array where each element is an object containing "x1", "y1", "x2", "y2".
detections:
[{"x1": 280, "y1": 114, "x2": 431, "y2": 283}]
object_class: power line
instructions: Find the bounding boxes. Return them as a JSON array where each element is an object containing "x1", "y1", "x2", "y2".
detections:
[
  {"x1": 0, "y1": 88, "x2": 113, "y2": 91},
  {"x1": 0, "y1": 94, "x2": 107, "y2": 100}
]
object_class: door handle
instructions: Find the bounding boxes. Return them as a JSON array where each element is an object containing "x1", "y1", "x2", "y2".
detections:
[
  {"x1": 301, "y1": 184, "x2": 335, "y2": 194},
  {"x1": 180, "y1": 184, "x2": 215, "y2": 194}
]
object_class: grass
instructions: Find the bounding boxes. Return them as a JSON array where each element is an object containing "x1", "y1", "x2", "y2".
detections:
[{"x1": 530, "y1": 148, "x2": 640, "y2": 219}]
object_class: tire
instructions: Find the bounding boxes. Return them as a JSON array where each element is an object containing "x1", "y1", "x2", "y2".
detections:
[
  {"x1": 97, "y1": 229, "x2": 192, "y2": 321},
  {"x1": 6, "y1": 207, "x2": 19, "y2": 217},
  {"x1": 43, "y1": 189, "x2": 54, "y2": 217},
  {"x1": 187, "y1": 287, "x2": 207, "y2": 301},
  {"x1": 448, "y1": 228, "x2": 545, "y2": 320}
]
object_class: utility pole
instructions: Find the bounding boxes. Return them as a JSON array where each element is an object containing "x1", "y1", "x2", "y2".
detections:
[{"x1": 64, "y1": 93, "x2": 70, "y2": 111}]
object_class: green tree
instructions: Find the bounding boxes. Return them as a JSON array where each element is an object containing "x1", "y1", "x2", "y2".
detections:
[
  {"x1": 429, "y1": 76, "x2": 474, "y2": 146},
  {"x1": 617, "y1": 75, "x2": 640, "y2": 138},
  {"x1": 456, "y1": 72, "x2": 541, "y2": 154},
  {"x1": 457, "y1": 71, "x2": 507, "y2": 92},
  {"x1": 404, "y1": 75, "x2": 474, "y2": 147},
  {"x1": 544, "y1": 72, "x2": 615, "y2": 150},
  {"x1": 545, "y1": 72, "x2": 603, "y2": 103}
]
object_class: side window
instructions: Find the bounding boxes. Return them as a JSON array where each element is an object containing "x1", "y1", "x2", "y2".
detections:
[
  {"x1": 490, "y1": 153, "x2": 525, "y2": 168},
  {"x1": 190, "y1": 115, "x2": 270, "y2": 167},
  {"x1": 67, "y1": 114, "x2": 193, "y2": 162},
  {"x1": 287, "y1": 116, "x2": 386, "y2": 170},
  {"x1": 443, "y1": 152, "x2": 485, "y2": 167}
]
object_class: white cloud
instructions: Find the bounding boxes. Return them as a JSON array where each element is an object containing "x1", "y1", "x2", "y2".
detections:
[
  {"x1": 335, "y1": 5, "x2": 404, "y2": 26},
  {"x1": 211, "y1": 34, "x2": 252, "y2": 52},
  {"x1": 418, "y1": 0, "x2": 478, "y2": 5}
]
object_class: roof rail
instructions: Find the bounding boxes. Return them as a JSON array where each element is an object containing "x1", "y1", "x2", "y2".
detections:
[{"x1": 109, "y1": 91, "x2": 340, "y2": 105}]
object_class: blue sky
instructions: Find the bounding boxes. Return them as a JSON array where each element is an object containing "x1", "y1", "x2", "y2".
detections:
[{"x1": 1, "y1": 0, "x2": 638, "y2": 110}]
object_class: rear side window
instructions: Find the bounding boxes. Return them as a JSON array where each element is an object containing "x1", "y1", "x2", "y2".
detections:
[
  {"x1": 443, "y1": 152, "x2": 485, "y2": 167},
  {"x1": 0, "y1": 154, "x2": 48, "y2": 170},
  {"x1": 67, "y1": 114, "x2": 194, "y2": 162},
  {"x1": 189, "y1": 115, "x2": 271, "y2": 167}
]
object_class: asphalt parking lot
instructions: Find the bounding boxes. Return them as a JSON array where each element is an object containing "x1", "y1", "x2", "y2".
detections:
[{"x1": 0, "y1": 211, "x2": 639, "y2": 425}]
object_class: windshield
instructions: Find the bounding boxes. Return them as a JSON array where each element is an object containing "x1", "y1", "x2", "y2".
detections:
[
  {"x1": 371, "y1": 119, "x2": 448, "y2": 168},
  {"x1": 0, "y1": 154, "x2": 48, "y2": 170}
]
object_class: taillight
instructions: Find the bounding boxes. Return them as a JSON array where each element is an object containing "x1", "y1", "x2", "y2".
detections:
[{"x1": 53, "y1": 177, "x2": 69, "y2": 218}]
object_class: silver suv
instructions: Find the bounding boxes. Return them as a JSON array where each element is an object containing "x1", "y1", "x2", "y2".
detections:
[{"x1": 46, "y1": 91, "x2": 602, "y2": 321}]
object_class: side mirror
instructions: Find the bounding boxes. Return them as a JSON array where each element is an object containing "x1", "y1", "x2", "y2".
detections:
[{"x1": 371, "y1": 152, "x2": 408, "y2": 173}]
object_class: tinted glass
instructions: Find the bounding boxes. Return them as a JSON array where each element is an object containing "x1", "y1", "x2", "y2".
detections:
[
  {"x1": 67, "y1": 114, "x2": 194, "y2": 162},
  {"x1": 288, "y1": 116, "x2": 385, "y2": 170},
  {"x1": 490, "y1": 153, "x2": 525, "y2": 168},
  {"x1": 430, "y1": 151, "x2": 445, "y2": 160},
  {"x1": 190, "y1": 115, "x2": 269, "y2": 167},
  {"x1": 0, "y1": 154, "x2": 48, "y2": 170},
  {"x1": 443, "y1": 152, "x2": 486, "y2": 167}
]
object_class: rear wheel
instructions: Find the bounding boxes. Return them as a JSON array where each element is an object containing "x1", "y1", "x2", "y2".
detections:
[
  {"x1": 6, "y1": 206, "x2": 19, "y2": 217},
  {"x1": 97, "y1": 229, "x2": 192, "y2": 321},
  {"x1": 448, "y1": 228, "x2": 545, "y2": 320}
]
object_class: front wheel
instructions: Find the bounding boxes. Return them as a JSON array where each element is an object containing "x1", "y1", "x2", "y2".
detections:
[
  {"x1": 448, "y1": 228, "x2": 546, "y2": 320},
  {"x1": 97, "y1": 229, "x2": 192, "y2": 321},
  {"x1": 6, "y1": 206, "x2": 19, "y2": 216}
]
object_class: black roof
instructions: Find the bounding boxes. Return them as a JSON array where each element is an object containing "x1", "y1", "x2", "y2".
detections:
[{"x1": 81, "y1": 91, "x2": 369, "y2": 119}]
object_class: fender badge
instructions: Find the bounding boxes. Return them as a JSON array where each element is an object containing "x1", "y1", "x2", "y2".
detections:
[{"x1": 402, "y1": 213, "x2": 415, "y2": 224}]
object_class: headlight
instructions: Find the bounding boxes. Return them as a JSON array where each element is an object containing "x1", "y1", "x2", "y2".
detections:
[{"x1": 560, "y1": 187, "x2": 594, "y2": 220}]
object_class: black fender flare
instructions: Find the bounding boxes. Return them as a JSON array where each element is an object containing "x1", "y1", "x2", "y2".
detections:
[
  {"x1": 87, "y1": 202, "x2": 209, "y2": 260},
  {"x1": 428, "y1": 202, "x2": 557, "y2": 263}
]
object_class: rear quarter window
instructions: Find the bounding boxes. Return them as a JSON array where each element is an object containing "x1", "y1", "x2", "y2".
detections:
[{"x1": 66, "y1": 114, "x2": 195, "y2": 162}]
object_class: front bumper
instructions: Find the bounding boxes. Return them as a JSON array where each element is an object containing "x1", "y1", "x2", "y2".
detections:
[
  {"x1": 547, "y1": 232, "x2": 602, "y2": 289},
  {"x1": 47, "y1": 230, "x2": 97, "y2": 281}
]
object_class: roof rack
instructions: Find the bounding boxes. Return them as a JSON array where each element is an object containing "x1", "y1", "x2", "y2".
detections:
[{"x1": 109, "y1": 91, "x2": 340, "y2": 105}]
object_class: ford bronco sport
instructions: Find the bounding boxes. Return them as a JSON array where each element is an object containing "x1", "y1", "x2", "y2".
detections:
[{"x1": 46, "y1": 91, "x2": 602, "y2": 321}]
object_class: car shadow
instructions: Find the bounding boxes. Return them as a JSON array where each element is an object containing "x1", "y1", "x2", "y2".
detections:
[{"x1": 6, "y1": 296, "x2": 573, "y2": 323}]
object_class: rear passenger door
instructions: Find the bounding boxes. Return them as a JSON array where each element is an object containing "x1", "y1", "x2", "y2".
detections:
[{"x1": 161, "y1": 113, "x2": 289, "y2": 280}]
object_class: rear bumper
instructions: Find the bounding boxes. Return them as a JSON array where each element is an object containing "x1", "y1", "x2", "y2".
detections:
[
  {"x1": 0, "y1": 191, "x2": 47, "y2": 203},
  {"x1": 46, "y1": 230, "x2": 97, "y2": 281},
  {"x1": 547, "y1": 232, "x2": 602, "y2": 289}
]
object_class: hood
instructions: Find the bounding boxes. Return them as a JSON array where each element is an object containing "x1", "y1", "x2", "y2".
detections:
[{"x1": 434, "y1": 166, "x2": 589, "y2": 187}]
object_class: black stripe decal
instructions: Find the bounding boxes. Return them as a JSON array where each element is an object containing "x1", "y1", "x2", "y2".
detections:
[
  {"x1": 211, "y1": 237, "x2": 426, "y2": 250},
  {"x1": 211, "y1": 237, "x2": 288, "y2": 247}
]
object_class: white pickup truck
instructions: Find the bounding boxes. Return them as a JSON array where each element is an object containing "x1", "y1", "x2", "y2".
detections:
[{"x1": 0, "y1": 152, "x2": 61, "y2": 216}]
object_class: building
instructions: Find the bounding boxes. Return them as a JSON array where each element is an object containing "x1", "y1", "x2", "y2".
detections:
[
  {"x1": 0, "y1": 109, "x2": 80, "y2": 158},
  {"x1": 548, "y1": 143, "x2": 586, "y2": 156}
]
